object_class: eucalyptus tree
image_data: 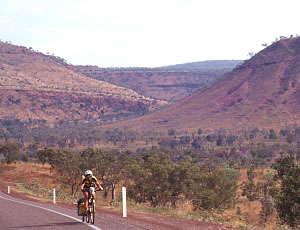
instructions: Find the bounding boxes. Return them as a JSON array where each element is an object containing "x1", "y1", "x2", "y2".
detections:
[
  {"x1": 272, "y1": 156, "x2": 300, "y2": 229},
  {"x1": 95, "y1": 149, "x2": 128, "y2": 201}
]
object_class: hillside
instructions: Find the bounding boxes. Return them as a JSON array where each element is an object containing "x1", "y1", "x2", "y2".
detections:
[
  {"x1": 102, "y1": 37, "x2": 300, "y2": 133},
  {"x1": 74, "y1": 64, "x2": 237, "y2": 102},
  {"x1": 0, "y1": 42, "x2": 167, "y2": 123}
]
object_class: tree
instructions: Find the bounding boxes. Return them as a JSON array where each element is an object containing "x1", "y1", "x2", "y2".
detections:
[
  {"x1": 206, "y1": 135, "x2": 216, "y2": 142},
  {"x1": 168, "y1": 129, "x2": 176, "y2": 136},
  {"x1": 142, "y1": 152, "x2": 174, "y2": 207},
  {"x1": 241, "y1": 165, "x2": 259, "y2": 205},
  {"x1": 0, "y1": 142, "x2": 20, "y2": 164},
  {"x1": 269, "y1": 129, "x2": 277, "y2": 140},
  {"x1": 227, "y1": 135, "x2": 237, "y2": 145},
  {"x1": 250, "y1": 147, "x2": 274, "y2": 168},
  {"x1": 126, "y1": 159, "x2": 148, "y2": 204},
  {"x1": 248, "y1": 52, "x2": 255, "y2": 58},
  {"x1": 191, "y1": 168, "x2": 239, "y2": 211},
  {"x1": 179, "y1": 136, "x2": 191, "y2": 149},
  {"x1": 79, "y1": 148, "x2": 99, "y2": 172},
  {"x1": 197, "y1": 129, "x2": 202, "y2": 135},
  {"x1": 96, "y1": 150, "x2": 127, "y2": 201},
  {"x1": 38, "y1": 148, "x2": 82, "y2": 196},
  {"x1": 275, "y1": 164, "x2": 300, "y2": 229},
  {"x1": 260, "y1": 193, "x2": 274, "y2": 227},
  {"x1": 191, "y1": 137, "x2": 203, "y2": 149},
  {"x1": 279, "y1": 129, "x2": 289, "y2": 137},
  {"x1": 271, "y1": 156, "x2": 295, "y2": 180},
  {"x1": 259, "y1": 172, "x2": 277, "y2": 226},
  {"x1": 126, "y1": 152, "x2": 175, "y2": 207},
  {"x1": 286, "y1": 134, "x2": 294, "y2": 144},
  {"x1": 169, "y1": 161, "x2": 202, "y2": 208},
  {"x1": 37, "y1": 147, "x2": 56, "y2": 165},
  {"x1": 272, "y1": 157, "x2": 300, "y2": 228},
  {"x1": 216, "y1": 135, "x2": 224, "y2": 146},
  {"x1": 57, "y1": 149, "x2": 81, "y2": 196},
  {"x1": 158, "y1": 138, "x2": 178, "y2": 150}
]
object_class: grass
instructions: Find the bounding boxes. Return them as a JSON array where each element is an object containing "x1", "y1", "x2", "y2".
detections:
[{"x1": 15, "y1": 180, "x2": 76, "y2": 202}]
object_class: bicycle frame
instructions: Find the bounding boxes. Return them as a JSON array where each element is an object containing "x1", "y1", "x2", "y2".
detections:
[{"x1": 82, "y1": 188, "x2": 101, "y2": 224}]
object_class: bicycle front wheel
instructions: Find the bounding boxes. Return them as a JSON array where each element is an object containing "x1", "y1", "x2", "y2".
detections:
[
  {"x1": 86, "y1": 211, "x2": 90, "y2": 223},
  {"x1": 91, "y1": 202, "x2": 95, "y2": 224}
]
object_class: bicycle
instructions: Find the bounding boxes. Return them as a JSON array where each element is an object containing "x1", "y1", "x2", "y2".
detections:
[{"x1": 82, "y1": 188, "x2": 101, "y2": 224}]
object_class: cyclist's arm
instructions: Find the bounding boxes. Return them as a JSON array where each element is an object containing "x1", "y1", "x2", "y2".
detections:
[
  {"x1": 96, "y1": 181, "x2": 103, "y2": 190},
  {"x1": 80, "y1": 178, "x2": 86, "y2": 191},
  {"x1": 80, "y1": 183, "x2": 85, "y2": 191}
]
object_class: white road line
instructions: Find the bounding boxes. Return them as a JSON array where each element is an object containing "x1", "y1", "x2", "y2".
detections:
[{"x1": 0, "y1": 195, "x2": 103, "y2": 230}]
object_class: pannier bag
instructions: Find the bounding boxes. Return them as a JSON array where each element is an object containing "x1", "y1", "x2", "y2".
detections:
[{"x1": 77, "y1": 198, "x2": 85, "y2": 216}]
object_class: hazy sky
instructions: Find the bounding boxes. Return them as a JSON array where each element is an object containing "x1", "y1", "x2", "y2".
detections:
[{"x1": 0, "y1": 0, "x2": 299, "y2": 67}]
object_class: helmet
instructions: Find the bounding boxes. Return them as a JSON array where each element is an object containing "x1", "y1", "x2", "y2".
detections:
[{"x1": 84, "y1": 170, "x2": 93, "y2": 177}]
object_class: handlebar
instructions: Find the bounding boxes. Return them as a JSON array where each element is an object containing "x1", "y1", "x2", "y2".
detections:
[{"x1": 82, "y1": 187, "x2": 103, "y2": 192}]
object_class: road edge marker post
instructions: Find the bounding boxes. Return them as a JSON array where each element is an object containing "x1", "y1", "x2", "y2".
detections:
[
  {"x1": 53, "y1": 188, "x2": 56, "y2": 204},
  {"x1": 122, "y1": 186, "x2": 127, "y2": 217},
  {"x1": 8, "y1": 186, "x2": 10, "y2": 194}
]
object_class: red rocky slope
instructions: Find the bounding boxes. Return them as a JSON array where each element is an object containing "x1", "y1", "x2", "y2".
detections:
[{"x1": 103, "y1": 37, "x2": 300, "y2": 133}]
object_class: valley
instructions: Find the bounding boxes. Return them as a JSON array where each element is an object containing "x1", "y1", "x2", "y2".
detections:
[{"x1": 0, "y1": 37, "x2": 300, "y2": 230}]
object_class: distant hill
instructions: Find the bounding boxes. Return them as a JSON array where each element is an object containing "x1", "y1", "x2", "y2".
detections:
[
  {"x1": 0, "y1": 42, "x2": 167, "y2": 123},
  {"x1": 102, "y1": 37, "x2": 300, "y2": 133},
  {"x1": 74, "y1": 67, "x2": 236, "y2": 103},
  {"x1": 157, "y1": 60, "x2": 242, "y2": 70}
]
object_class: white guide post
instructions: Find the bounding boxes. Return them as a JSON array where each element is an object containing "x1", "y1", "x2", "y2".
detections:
[
  {"x1": 122, "y1": 187, "x2": 127, "y2": 217},
  {"x1": 8, "y1": 186, "x2": 10, "y2": 194},
  {"x1": 53, "y1": 188, "x2": 56, "y2": 204}
]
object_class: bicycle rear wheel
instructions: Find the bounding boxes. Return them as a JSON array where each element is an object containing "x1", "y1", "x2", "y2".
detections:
[
  {"x1": 87, "y1": 213, "x2": 90, "y2": 223},
  {"x1": 86, "y1": 210, "x2": 90, "y2": 223}
]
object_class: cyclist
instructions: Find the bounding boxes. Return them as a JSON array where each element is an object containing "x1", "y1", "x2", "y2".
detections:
[{"x1": 80, "y1": 170, "x2": 103, "y2": 213}]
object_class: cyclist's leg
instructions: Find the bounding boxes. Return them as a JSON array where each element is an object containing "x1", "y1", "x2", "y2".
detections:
[
  {"x1": 89, "y1": 187, "x2": 96, "y2": 202},
  {"x1": 83, "y1": 190, "x2": 89, "y2": 212},
  {"x1": 91, "y1": 191, "x2": 96, "y2": 224},
  {"x1": 92, "y1": 191, "x2": 96, "y2": 201},
  {"x1": 92, "y1": 191, "x2": 96, "y2": 211}
]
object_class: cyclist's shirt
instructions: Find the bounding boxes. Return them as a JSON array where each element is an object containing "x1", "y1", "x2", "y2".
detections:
[{"x1": 82, "y1": 175, "x2": 98, "y2": 188}]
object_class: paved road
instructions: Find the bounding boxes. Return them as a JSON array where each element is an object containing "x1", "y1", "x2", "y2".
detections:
[{"x1": 0, "y1": 191, "x2": 151, "y2": 230}]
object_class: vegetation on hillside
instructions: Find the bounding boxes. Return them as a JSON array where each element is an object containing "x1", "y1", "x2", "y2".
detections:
[{"x1": 0, "y1": 118, "x2": 299, "y2": 156}]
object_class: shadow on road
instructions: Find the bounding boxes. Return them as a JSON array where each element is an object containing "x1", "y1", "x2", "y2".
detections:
[{"x1": 12, "y1": 221, "x2": 85, "y2": 229}]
